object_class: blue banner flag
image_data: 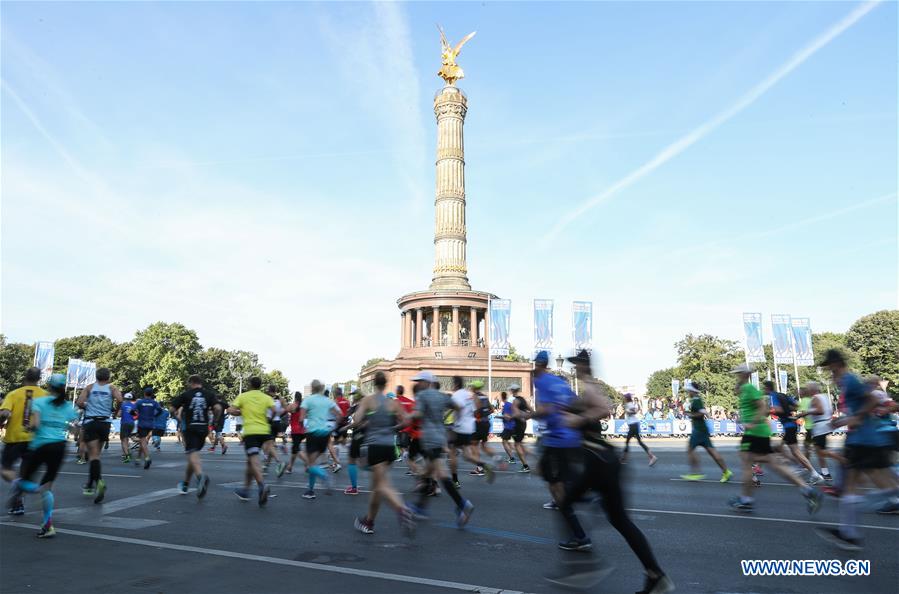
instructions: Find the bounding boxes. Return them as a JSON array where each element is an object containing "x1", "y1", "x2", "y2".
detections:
[
  {"x1": 66, "y1": 359, "x2": 82, "y2": 388},
  {"x1": 76, "y1": 360, "x2": 96, "y2": 389},
  {"x1": 790, "y1": 317, "x2": 814, "y2": 366},
  {"x1": 771, "y1": 314, "x2": 794, "y2": 364},
  {"x1": 33, "y1": 341, "x2": 55, "y2": 384},
  {"x1": 778, "y1": 369, "x2": 790, "y2": 394},
  {"x1": 533, "y1": 299, "x2": 554, "y2": 351},
  {"x1": 742, "y1": 313, "x2": 766, "y2": 363},
  {"x1": 671, "y1": 379, "x2": 680, "y2": 400},
  {"x1": 489, "y1": 299, "x2": 511, "y2": 357},
  {"x1": 572, "y1": 301, "x2": 593, "y2": 351}
]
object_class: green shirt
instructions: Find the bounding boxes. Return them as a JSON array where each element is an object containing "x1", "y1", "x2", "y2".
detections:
[
  {"x1": 739, "y1": 382, "x2": 771, "y2": 438},
  {"x1": 689, "y1": 396, "x2": 709, "y2": 435}
]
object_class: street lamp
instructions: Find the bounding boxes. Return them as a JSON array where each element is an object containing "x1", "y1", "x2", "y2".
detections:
[
  {"x1": 555, "y1": 354, "x2": 564, "y2": 372},
  {"x1": 228, "y1": 353, "x2": 252, "y2": 397}
]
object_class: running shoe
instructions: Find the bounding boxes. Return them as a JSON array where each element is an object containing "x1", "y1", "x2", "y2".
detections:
[
  {"x1": 558, "y1": 537, "x2": 593, "y2": 551},
  {"x1": 8, "y1": 504, "x2": 25, "y2": 516},
  {"x1": 751, "y1": 463, "x2": 763, "y2": 476},
  {"x1": 803, "y1": 488, "x2": 822, "y2": 515},
  {"x1": 208, "y1": 446, "x2": 215, "y2": 452},
  {"x1": 197, "y1": 474, "x2": 210, "y2": 500},
  {"x1": 143, "y1": 458, "x2": 152, "y2": 470},
  {"x1": 469, "y1": 467, "x2": 485, "y2": 476},
  {"x1": 728, "y1": 496, "x2": 753, "y2": 513},
  {"x1": 808, "y1": 472, "x2": 824, "y2": 486},
  {"x1": 544, "y1": 560, "x2": 614, "y2": 590},
  {"x1": 332, "y1": 463, "x2": 342, "y2": 473},
  {"x1": 76, "y1": 457, "x2": 86, "y2": 465},
  {"x1": 456, "y1": 500, "x2": 474, "y2": 528},
  {"x1": 276, "y1": 462, "x2": 287, "y2": 478},
  {"x1": 648, "y1": 454, "x2": 658, "y2": 467},
  {"x1": 752, "y1": 475, "x2": 761, "y2": 487},
  {"x1": 354, "y1": 517, "x2": 374, "y2": 534},
  {"x1": 483, "y1": 464, "x2": 496, "y2": 485},
  {"x1": 453, "y1": 480, "x2": 462, "y2": 489},
  {"x1": 36, "y1": 523, "x2": 56, "y2": 539},
  {"x1": 178, "y1": 481, "x2": 189, "y2": 494},
  {"x1": 821, "y1": 485, "x2": 841, "y2": 498},
  {"x1": 234, "y1": 488, "x2": 250, "y2": 501},
  {"x1": 258, "y1": 484, "x2": 270, "y2": 507},
  {"x1": 720, "y1": 469, "x2": 733, "y2": 483},
  {"x1": 343, "y1": 487, "x2": 359, "y2": 495},
  {"x1": 821, "y1": 472, "x2": 833, "y2": 481},
  {"x1": 82, "y1": 485, "x2": 96, "y2": 496},
  {"x1": 519, "y1": 465, "x2": 531, "y2": 473},
  {"x1": 636, "y1": 572, "x2": 675, "y2": 594},
  {"x1": 680, "y1": 474, "x2": 705, "y2": 481},
  {"x1": 508, "y1": 458, "x2": 517, "y2": 464},
  {"x1": 543, "y1": 501, "x2": 559, "y2": 510},
  {"x1": 93, "y1": 479, "x2": 107, "y2": 504},
  {"x1": 302, "y1": 490, "x2": 316, "y2": 500},
  {"x1": 122, "y1": 455, "x2": 131, "y2": 464},
  {"x1": 876, "y1": 501, "x2": 899, "y2": 514},
  {"x1": 814, "y1": 527, "x2": 862, "y2": 551},
  {"x1": 407, "y1": 503, "x2": 430, "y2": 521}
]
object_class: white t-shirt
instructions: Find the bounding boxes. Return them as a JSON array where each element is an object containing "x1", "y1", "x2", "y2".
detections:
[
  {"x1": 451, "y1": 389, "x2": 476, "y2": 434},
  {"x1": 625, "y1": 402, "x2": 640, "y2": 425},
  {"x1": 810, "y1": 393, "x2": 833, "y2": 437}
]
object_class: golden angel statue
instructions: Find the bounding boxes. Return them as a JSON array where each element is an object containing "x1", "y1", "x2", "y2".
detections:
[{"x1": 438, "y1": 25, "x2": 476, "y2": 86}]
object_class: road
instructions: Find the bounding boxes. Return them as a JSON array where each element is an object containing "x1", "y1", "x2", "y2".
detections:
[{"x1": 1, "y1": 439, "x2": 897, "y2": 594}]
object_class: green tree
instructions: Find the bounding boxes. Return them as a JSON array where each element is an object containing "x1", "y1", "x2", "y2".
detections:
[
  {"x1": 360, "y1": 357, "x2": 386, "y2": 372},
  {"x1": 847, "y1": 310, "x2": 899, "y2": 396},
  {"x1": 646, "y1": 367, "x2": 681, "y2": 400},
  {"x1": 130, "y1": 322, "x2": 202, "y2": 403},
  {"x1": 0, "y1": 336, "x2": 34, "y2": 396},
  {"x1": 674, "y1": 334, "x2": 743, "y2": 410},
  {"x1": 262, "y1": 369, "x2": 290, "y2": 396},
  {"x1": 97, "y1": 342, "x2": 142, "y2": 394},
  {"x1": 503, "y1": 345, "x2": 530, "y2": 363},
  {"x1": 52, "y1": 335, "x2": 115, "y2": 374}
]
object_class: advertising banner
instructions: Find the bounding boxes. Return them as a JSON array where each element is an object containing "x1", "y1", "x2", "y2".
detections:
[
  {"x1": 742, "y1": 313, "x2": 766, "y2": 363},
  {"x1": 489, "y1": 299, "x2": 511, "y2": 357},
  {"x1": 572, "y1": 301, "x2": 593, "y2": 351},
  {"x1": 33, "y1": 341, "x2": 55, "y2": 384},
  {"x1": 671, "y1": 379, "x2": 680, "y2": 399},
  {"x1": 66, "y1": 359, "x2": 82, "y2": 388},
  {"x1": 533, "y1": 299, "x2": 554, "y2": 351},
  {"x1": 771, "y1": 314, "x2": 794, "y2": 364},
  {"x1": 790, "y1": 317, "x2": 814, "y2": 366},
  {"x1": 779, "y1": 369, "x2": 790, "y2": 394}
]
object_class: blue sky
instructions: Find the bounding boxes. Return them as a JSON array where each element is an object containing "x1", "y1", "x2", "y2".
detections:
[{"x1": 2, "y1": 1, "x2": 896, "y2": 391}]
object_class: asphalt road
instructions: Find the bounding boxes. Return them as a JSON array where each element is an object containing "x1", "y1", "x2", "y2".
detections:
[{"x1": 1, "y1": 439, "x2": 897, "y2": 594}]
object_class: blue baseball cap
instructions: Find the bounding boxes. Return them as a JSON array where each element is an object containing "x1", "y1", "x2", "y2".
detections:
[
  {"x1": 534, "y1": 350, "x2": 550, "y2": 365},
  {"x1": 48, "y1": 373, "x2": 66, "y2": 389}
]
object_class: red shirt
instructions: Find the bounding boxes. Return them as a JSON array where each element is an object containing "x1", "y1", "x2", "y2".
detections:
[
  {"x1": 397, "y1": 395, "x2": 421, "y2": 438},
  {"x1": 336, "y1": 397, "x2": 350, "y2": 418},
  {"x1": 289, "y1": 410, "x2": 305, "y2": 434}
]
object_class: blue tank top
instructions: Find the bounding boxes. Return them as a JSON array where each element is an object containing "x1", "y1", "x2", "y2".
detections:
[{"x1": 84, "y1": 383, "x2": 113, "y2": 419}]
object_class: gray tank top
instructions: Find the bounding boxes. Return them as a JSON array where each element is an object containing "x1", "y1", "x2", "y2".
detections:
[
  {"x1": 84, "y1": 383, "x2": 113, "y2": 419},
  {"x1": 364, "y1": 392, "x2": 396, "y2": 447}
]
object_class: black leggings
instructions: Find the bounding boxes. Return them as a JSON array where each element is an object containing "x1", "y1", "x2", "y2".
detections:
[
  {"x1": 19, "y1": 442, "x2": 66, "y2": 485},
  {"x1": 624, "y1": 424, "x2": 649, "y2": 453},
  {"x1": 558, "y1": 444, "x2": 662, "y2": 574}
]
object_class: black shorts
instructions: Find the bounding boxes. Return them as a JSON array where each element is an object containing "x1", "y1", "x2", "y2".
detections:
[
  {"x1": 420, "y1": 446, "x2": 444, "y2": 461},
  {"x1": 19, "y1": 442, "x2": 65, "y2": 485},
  {"x1": 83, "y1": 420, "x2": 111, "y2": 443},
  {"x1": 305, "y1": 433, "x2": 330, "y2": 456},
  {"x1": 349, "y1": 435, "x2": 363, "y2": 459},
  {"x1": 152, "y1": 429, "x2": 165, "y2": 437},
  {"x1": 812, "y1": 433, "x2": 829, "y2": 450},
  {"x1": 513, "y1": 423, "x2": 526, "y2": 443},
  {"x1": 409, "y1": 437, "x2": 423, "y2": 459},
  {"x1": 1, "y1": 441, "x2": 29, "y2": 470},
  {"x1": 184, "y1": 429, "x2": 208, "y2": 453},
  {"x1": 450, "y1": 432, "x2": 472, "y2": 447},
  {"x1": 243, "y1": 434, "x2": 267, "y2": 456},
  {"x1": 539, "y1": 447, "x2": 579, "y2": 484},
  {"x1": 236, "y1": 424, "x2": 243, "y2": 433},
  {"x1": 626, "y1": 424, "x2": 641, "y2": 438},
  {"x1": 845, "y1": 445, "x2": 893, "y2": 470},
  {"x1": 269, "y1": 420, "x2": 285, "y2": 438},
  {"x1": 367, "y1": 445, "x2": 395, "y2": 467},
  {"x1": 783, "y1": 426, "x2": 799, "y2": 445},
  {"x1": 291, "y1": 433, "x2": 306, "y2": 454},
  {"x1": 741, "y1": 435, "x2": 773, "y2": 455},
  {"x1": 137, "y1": 426, "x2": 153, "y2": 438},
  {"x1": 501, "y1": 428, "x2": 514, "y2": 441},
  {"x1": 397, "y1": 432, "x2": 411, "y2": 449},
  {"x1": 474, "y1": 421, "x2": 490, "y2": 442}
]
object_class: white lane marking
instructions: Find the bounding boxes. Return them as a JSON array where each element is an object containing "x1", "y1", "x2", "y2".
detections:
[
  {"x1": 669, "y1": 477, "x2": 874, "y2": 489},
  {"x1": 623, "y1": 507, "x2": 899, "y2": 532},
  {"x1": 58, "y1": 471, "x2": 141, "y2": 479},
  {"x1": 95, "y1": 488, "x2": 182, "y2": 514},
  {"x1": 0, "y1": 522, "x2": 528, "y2": 594},
  {"x1": 219, "y1": 481, "x2": 379, "y2": 495}
]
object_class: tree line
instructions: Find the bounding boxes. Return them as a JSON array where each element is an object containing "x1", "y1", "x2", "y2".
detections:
[
  {"x1": 645, "y1": 310, "x2": 899, "y2": 411},
  {"x1": 0, "y1": 322, "x2": 289, "y2": 404}
]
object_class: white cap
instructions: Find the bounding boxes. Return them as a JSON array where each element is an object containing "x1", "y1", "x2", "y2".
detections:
[
  {"x1": 509, "y1": 383, "x2": 521, "y2": 391},
  {"x1": 411, "y1": 371, "x2": 436, "y2": 383},
  {"x1": 123, "y1": 392, "x2": 133, "y2": 400},
  {"x1": 730, "y1": 363, "x2": 753, "y2": 374}
]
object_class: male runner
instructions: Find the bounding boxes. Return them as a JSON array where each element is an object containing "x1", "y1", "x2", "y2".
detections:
[
  {"x1": 298, "y1": 380, "x2": 341, "y2": 499},
  {"x1": 815, "y1": 350, "x2": 897, "y2": 549},
  {"x1": 728, "y1": 364, "x2": 821, "y2": 514},
  {"x1": 447, "y1": 376, "x2": 494, "y2": 486},
  {"x1": 262, "y1": 386, "x2": 286, "y2": 476},
  {"x1": 499, "y1": 391, "x2": 517, "y2": 464},
  {"x1": 471, "y1": 381, "x2": 495, "y2": 471},
  {"x1": 680, "y1": 382, "x2": 732, "y2": 482},
  {"x1": 549, "y1": 351, "x2": 674, "y2": 594},
  {"x1": 622, "y1": 393, "x2": 657, "y2": 466},
  {"x1": 407, "y1": 371, "x2": 474, "y2": 526},
  {"x1": 152, "y1": 405, "x2": 169, "y2": 452},
  {"x1": 509, "y1": 384, "x2": 532, "y2": 472},
  {"x1": 351, "y1": 372, "x2": 414, "y2": 535},
  {"x1": 343, "y1": 390, "x2": 365, "y2": 495},
  {"x1": 133, "y1": 386, "x2": 162, "y2": 469},
  {"x1": 228, "y1": 377, "x2": 275, "y2": 505},
  {"x1": 765, "y1": 380, "x2": 824, "y2": 484},
  {"x1": 795, "y1": 382, "x2": 835, "y2": 482},
  {"x1": 208, "y1": 395, "x2": 228, "y2": 455},
  {"x1": 118, "y1": 393, "x2": 137, "y2": 462},
  {"x1": 171, "y1": 375, "x2": 221, "y2": 498},
  {"x1": 76, "y1": 368, "x2": 122, "y2": 503},
  {"x1": 0, "y1": 367, "x2": 45, "y2": 515}
]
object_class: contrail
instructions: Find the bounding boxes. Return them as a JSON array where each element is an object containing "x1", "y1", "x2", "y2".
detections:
[{"x1": 541, "y1": 0, "x2": 882, "y2": 244}]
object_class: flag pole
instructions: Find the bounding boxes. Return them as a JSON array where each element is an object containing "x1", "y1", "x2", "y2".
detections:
[{"x1": 487, "y1": 297, "x2": 493, "y2": 398}]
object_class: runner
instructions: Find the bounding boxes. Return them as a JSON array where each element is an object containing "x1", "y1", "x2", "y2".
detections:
[
  {"x1": 406, "y1": 371, "x2": 474, "y2": 527},
  {"x1": 234, "y1": 412, "x2": 243, "y2": 444},
  {"x1": 8, "y1": 374, "x2": 78, "y2": 539},
  {"x1": 133, "y1": 386, "x2": 162, "y2": 469},
  {"x1": 509, "y1": 384, "x2": 532, "y2": 472},
  {"x1": 152, "y1": 405, "x2": 169, "y2": 452},
  {"x1": 171, "y1": 375, "x2": 222, "y2": 498},
  {"x1": 622, "y1": 393, "x2": 658, "y2": 467},
  {"x1": 299, "y1": 380, "x2": 341, "y2": 500},
  {"x1": 680, "y1": 381, "x2": 733, "y2": 483},
  {"x1": 0, "y1": 367, "x2": 45, "y2": 515},
  {"x1": 499, "y1": 391, "x2": 517, "y2": 464},
  {"x1": 728, "y1": 364, "x2": 821, "y2": 514},
  {"x1": 765, "y1": 380, "x2": 824, "y2": 484},
  {"x1": 471, "y1": 381, "x2": 496, "y2": 471},
  {"x1": 396, "y1": 385, "x2": 421, "y2": 476},
  {"x1": 866, "y1": 375, "x2": 899, "y2": 513},
  {"x1": 118, "y1": 392, "x2": 137, "y2": 463},
  {"x1": 208, "y1": 396, "x2": 228, "y2": 455},
  {"x1": 795, "y1": 382, "x2": 836, "y2": 482},
  {"x1": 328, "y1": 387, "x2": 350, "y2": 473},
  {"x1": 548, "y1": 351, "x2": 674, "y2": 594},
  {"x1": 227, "y1": 376, "x2": 275, "y2": 506},
  {"x1": 285, "y1": 392, "x2": 306, "y2": 474},
  {"x1": 342, "y1": 390, "x2": 365, "y2": 495},
  {"x1": 75, "y1": 367, "x2": 123, "y2": 503},
  {"x1": 351, "y1": 371, "x2": 414, "y2": 536},
  {"x1": 262, "y1": 386, "x2": 286, "y2": 477},
  {"x1": 447, "y1": 376, "x2": 494, "y2": 486}
]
